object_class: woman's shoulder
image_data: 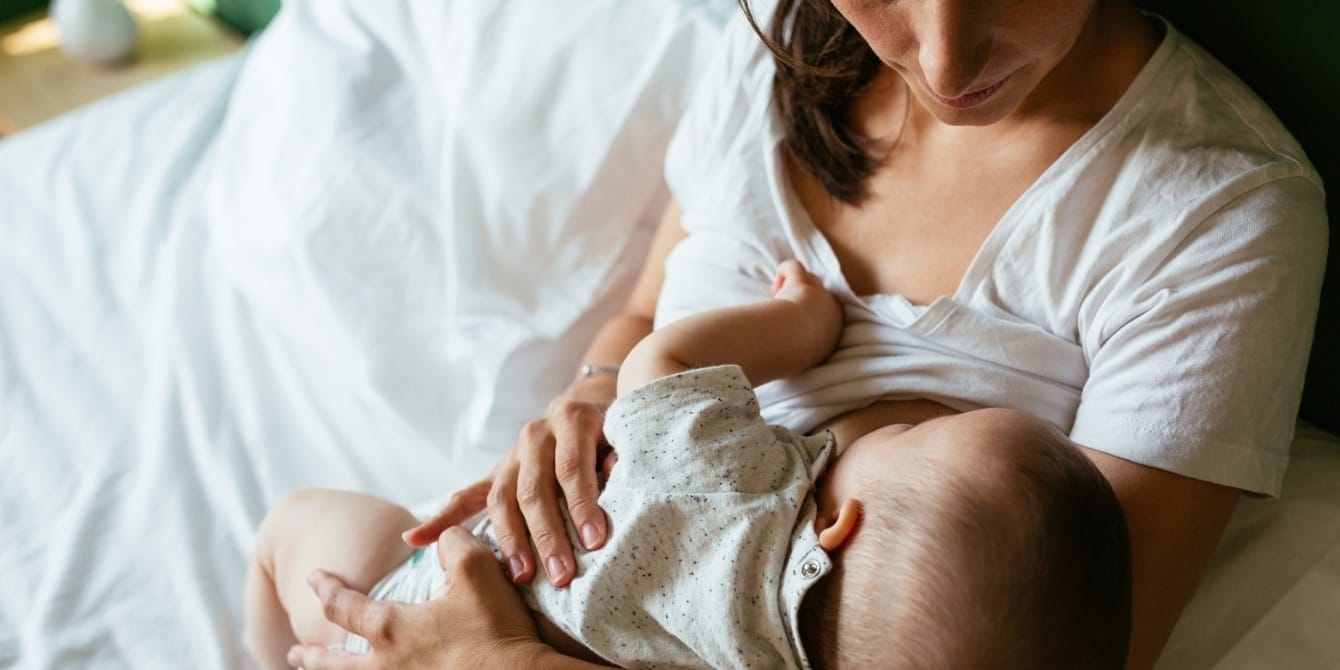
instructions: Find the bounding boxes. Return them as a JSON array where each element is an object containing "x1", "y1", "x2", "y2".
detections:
[
  {"x1": 664, "y1": 5, "x2": 784, "y2": 222},
  {"x1": 1051, "y1": 17, "x2": 1327, "y2": 264},
  {"x1": 1121, "y1": 17, "x2": 1323, "y2": 197},
  {"x1": 673, "y1": 4, "x2": 780, "y2": 135}
]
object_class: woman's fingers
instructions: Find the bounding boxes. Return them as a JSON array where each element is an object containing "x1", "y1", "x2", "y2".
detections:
[
  {"x1": 486, "y1": 443, "x2": 540, "y2": 585},
  {"x1": 401, "y1": 479, "x2": 491, "y2": 547},
  {"x1": 550, "y1": 402, "x2": 609, "y2": 552},
  {"x1": 434, "y1": 526, "x2": 534, "y2": 622},
  {"x1": 287, "y1": 644, "x2": 365, "y2": 670},
  {"x1": 297, "y1": 539, "x2": 544, "y2": 669},
  {"x1": 435, "y1": 525, "x2": 501, "y2": 578},
  {"x1": 308, "y1": 570, "x2": 395, "y2": 637},
  {"x1": 432, "y1": 527, "x2": 544, "y2": 662},
  {"x1": 513, "y1": 419, "x2": 578, "y2": 587},
  {"x1": 483, "y1": 397, "x2": 613, "y2": 589},
  {"x1": 305, "y1": 569, "x2": 410, "y2": 666}
]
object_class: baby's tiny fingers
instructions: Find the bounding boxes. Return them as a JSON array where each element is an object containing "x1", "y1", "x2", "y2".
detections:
[
  {"x1": 780, "y1": 259, "x2": 812, "y2": 281},
  {"x1": 773, "y1": 259, "x2": 813, "y2": 292}
]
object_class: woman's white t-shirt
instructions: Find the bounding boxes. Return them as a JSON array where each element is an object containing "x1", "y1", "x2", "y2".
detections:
[{"x1": 658, "y1": 11, "x2": 1328, "y2": 496}]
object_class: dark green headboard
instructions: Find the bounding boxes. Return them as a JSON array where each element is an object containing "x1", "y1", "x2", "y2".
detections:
[
  {"x1": 1140, "y1": 2, "x2": 1339, "y2": 432},
  {"x1": 0, "y1": 0, "x2": 46, "y2": 22}
]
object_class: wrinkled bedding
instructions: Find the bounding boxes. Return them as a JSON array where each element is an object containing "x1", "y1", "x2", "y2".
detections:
[
  {"x1": 0, "y1": 1, "x2": 1335, "y2": 668},
  {"x1": 1, "y1": 1, "x2": 726, "y2": 665}
]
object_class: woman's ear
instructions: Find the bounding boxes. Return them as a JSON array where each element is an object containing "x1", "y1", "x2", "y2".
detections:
[{"x1": 817, "y1": 499, "x2": 861, "y2": 551}]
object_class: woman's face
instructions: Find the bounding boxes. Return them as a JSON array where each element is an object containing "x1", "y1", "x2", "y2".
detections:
[{"x1": 830, "y1": 0, "x2": 1101, "y2": 126}]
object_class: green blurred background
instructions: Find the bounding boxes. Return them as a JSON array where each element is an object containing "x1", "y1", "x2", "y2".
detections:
[
  {"x1": 0, "y1": 0, "x2": 44, "y2": 22},
  {"x1": 0, "y1": 0, "x2": 278, "y2": 33}
]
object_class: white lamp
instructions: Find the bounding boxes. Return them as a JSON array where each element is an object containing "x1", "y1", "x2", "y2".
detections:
[{"x1": 51, "y1": 0, "x2": 139, "y2": 64}]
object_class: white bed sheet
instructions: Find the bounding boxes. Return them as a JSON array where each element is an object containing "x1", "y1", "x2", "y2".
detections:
[
  {"x1": 2, "y1": 55, "x2": 263, "y2": 669},
  {"x1": 1156, "y1": 420, "x2": 1340, "y2": 669},
  {"x1": 1, "y1": 1, "x2": 1337, "y2": 668},
  {"x1": 1, "y1": 0, "x2": 728, "y2": 666}
]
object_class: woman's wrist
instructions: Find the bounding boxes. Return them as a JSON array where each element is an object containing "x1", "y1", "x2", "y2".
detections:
[
  {"x1": 516, "y1": 641, "x2": 610, "y2": 669},
  {"x1": 575, "y1": 363, "x2": 621, "y2": 382},
  {"x1": 561, "y1": 372, "x2": 618, "y2": 406}
]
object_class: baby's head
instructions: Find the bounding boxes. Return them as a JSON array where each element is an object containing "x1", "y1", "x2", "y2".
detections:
[{"x1": 801, "y1": 408, "x2": 1132, "y2": 669}]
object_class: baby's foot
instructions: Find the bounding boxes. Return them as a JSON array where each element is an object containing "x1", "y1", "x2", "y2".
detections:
[{"x1": 772, "y1": 260, "x2": 842, "y2": 366}]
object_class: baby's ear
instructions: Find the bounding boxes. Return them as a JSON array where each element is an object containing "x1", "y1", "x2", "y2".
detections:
[{"x1": 817, "y1": 499, "x2": 861, "y2": 551}]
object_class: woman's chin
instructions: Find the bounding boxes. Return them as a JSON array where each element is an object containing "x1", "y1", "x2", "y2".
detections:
[
  {"x1": 916, "y1": 96, "x2": 1015, "y2": 127},
  {"x1": 909, "y1": 70, "x2": 1037, "y2": 127}
]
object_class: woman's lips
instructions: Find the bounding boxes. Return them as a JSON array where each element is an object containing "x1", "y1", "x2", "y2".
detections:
[{"x1": 929, "y1": 75, "x2": 1011, "y2": 109}]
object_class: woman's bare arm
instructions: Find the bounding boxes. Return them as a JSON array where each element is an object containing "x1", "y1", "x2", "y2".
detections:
[{"x1": 1080, "y1": 448, "x2": 1239, "y2": 670}]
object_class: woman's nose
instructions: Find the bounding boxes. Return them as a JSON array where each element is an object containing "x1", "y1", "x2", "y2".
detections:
[{"x1": 914, "y1": 2, "x2": 992, "y2": 98}]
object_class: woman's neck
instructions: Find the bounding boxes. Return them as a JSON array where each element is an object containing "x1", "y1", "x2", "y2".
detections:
[
  {"x1": 883, "y1": 0, "x2": 1162, "y2": 146},
  {"x1": 1014, "y1": 0, "x2": 1163, "y2": 127}
]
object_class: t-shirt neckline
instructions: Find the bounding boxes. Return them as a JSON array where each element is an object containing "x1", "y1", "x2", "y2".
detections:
[{"x1": 766, "y1": 14, "x2": 1181, "y2": 319}]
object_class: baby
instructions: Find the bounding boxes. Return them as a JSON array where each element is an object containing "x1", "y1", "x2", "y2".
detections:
[{"x1": 244, "y1": 261, "x2": 1132, "y2": 669}]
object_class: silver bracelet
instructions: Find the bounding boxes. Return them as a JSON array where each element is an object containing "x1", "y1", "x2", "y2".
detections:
[{"x1": 579, "y1": 364, "x2": 621, "y2": 379}]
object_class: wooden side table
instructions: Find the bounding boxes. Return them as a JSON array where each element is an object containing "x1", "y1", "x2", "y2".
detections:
[{"x1": 0, "y1": 0, "x2": 243, "y2": 137}]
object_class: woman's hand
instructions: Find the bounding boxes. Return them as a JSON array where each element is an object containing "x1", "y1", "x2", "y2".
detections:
[
  {"x1": 401, "y1": 202, "x2": 675, "y2": 588},
  {"x1": 403, "y1": 378, "x2": 616, "y2": 587},
  {"x1": 400, "y1": 479, "x2": 491, "y2": 546},
  {"x1": 287, "y1": 527, "x2": 551, "y2": 670}
]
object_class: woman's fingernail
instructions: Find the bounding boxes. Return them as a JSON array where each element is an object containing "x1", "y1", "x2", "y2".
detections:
[
  {"x1": 580, "y1": 523, "x2": 601, "y2": 548},
  {"x1": 547, "y1": 555, "x2": 566, "y2": 581},
  {"x1": 508, "y1": 555, "x2": 525, "y2": 580},
  {"x1": 287, "y1": 648, "x2": 299, "y2": 666}
]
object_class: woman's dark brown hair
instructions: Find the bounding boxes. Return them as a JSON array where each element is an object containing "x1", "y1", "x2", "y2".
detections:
[{"x1": 737, "y1": 0, "x2": 884, "y2": 205}]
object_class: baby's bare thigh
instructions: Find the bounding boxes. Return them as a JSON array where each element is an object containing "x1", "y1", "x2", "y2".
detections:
[{"x1": 259, "y1": 488, "x2": 419, "y2": 646}]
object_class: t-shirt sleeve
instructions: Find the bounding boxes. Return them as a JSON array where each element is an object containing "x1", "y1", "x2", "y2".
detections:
[
  {"x1": 1070, "y1": 176, "x2": 1328, "y2": 496},
  {"x1": 602, "y1": 364, "x2": 819, "y2": 494},
  {"x1": 662, "y1": 2, "x2": 777, "y2": 211},
  {"x1": 656, "y1": 6, "x2": 783, "y2": 330}
]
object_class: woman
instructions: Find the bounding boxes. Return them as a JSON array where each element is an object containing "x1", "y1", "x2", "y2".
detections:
[{"x1": 289, "y1": 0, "x2": 1327, "y2": 667}]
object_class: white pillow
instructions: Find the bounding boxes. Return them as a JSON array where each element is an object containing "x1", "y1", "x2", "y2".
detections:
[{"x1": 205, "y1": 0, "x2": 735, "y2": 498}]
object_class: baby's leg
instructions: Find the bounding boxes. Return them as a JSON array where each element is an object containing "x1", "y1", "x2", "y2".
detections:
[{"x1": 244, "y1": 489, "x2": 418, "y2": 670}]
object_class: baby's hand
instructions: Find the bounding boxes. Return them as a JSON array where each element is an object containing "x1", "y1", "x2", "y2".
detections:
[{"x1": 772, "y1": 260, "x2": 843, "y2": 366}]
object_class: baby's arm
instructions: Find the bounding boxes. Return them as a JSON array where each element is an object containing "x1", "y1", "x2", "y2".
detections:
[{"x1": 619, "y1": 260, "x2": 841, "y2": 395}]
